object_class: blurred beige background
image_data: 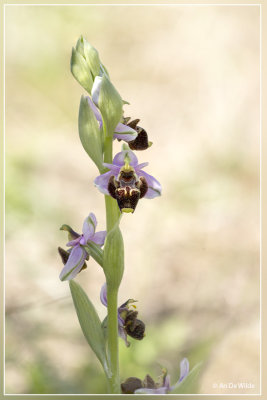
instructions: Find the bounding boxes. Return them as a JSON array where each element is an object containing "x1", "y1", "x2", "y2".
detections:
[{"x1": 5, "y1": 4, "x2": 260, "y2": 394}]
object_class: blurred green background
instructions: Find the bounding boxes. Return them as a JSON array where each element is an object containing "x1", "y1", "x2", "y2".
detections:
[{"x1": 5, "y1": 5, "x2": 260, "y2": 395}]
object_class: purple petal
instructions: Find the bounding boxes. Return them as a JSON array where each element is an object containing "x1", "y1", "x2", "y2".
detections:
[
  {"x1": 113, "y1": 150, "x2": 138, "y2": 167},
  {"x1": 114, "y1": 132, "x2": 137, "y2": 142},
  {"x1": 89, "y1": 213, "x2": 97, "y2": 229},
  {"x1": 100, "y1": 283, "x2": 108, "y2": 307},
  {"x1": 135, "y1": 387, "x2": 168, "y2": 394},
  {"x1": 118, "y1": 313, "x2": 125, "y2": 325},
  {"x1": 92, "y1": 76, "x2": 102, "y2": 106},
  {"x1": 66, "y1": 237, "x2": 81, "y2": 247},
  {"x1": 59, "y1": 245, "x2": 87, "y2": 281},
  {"x1": 102, "y1": 162, "x2": 115, "y2": 169},
  {"x1": 136, "y1": 162, "x2": 149, "y2": 170},
  {"x1": 90, "y1": 230, "x2": 106, "y2": 246},
  {"x1": 81, "y1": 213, "x2": 97, "y2": 243},
  {"x1": 94, "y1": 171, "x2": 113, "y2": 195},
  {"x1": 179, "y1": 358, "x2": 190, "y2": 382},
  {"x1": 163, "y1": 374, "x2": 171, "y2": 391},
  {"x1": 114, "y1": 123, "x2": 137, "y2": 135},
  {"x1": 114, "y1": 123, "x2": 137, "y2": 142},
  {"x1": 118, "y1": 323, "x2": 130, "y2": 347},
  {"x1": 86, "y1": 96, "x2": 103, "y2": 128},
  {"x1": 102, "y1": 163, "x2": 121, "y2": 176},
  {"x1": 136, "y1": 170, "x2": 162, "y2": 199}
]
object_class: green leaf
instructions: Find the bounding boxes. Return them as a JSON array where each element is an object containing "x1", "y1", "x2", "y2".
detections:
[
  {"x1": 171, "y1": 363, "x2": 202, "y2": 394},
  {"x1": 103, "y1": 224, "x2": 124, "y2": 290},
  {"x1": 69, "y1": 280, "x2": 108, "y2": 372},
  {"x1": 100, "y1": 63, "x2": 110, "y2": 79},
  {"x1": 92, "y1": 75, "x2": 123, "y2": 137},
  {"x1": 70, "y1": 48, "x2": 93, "y2": 93},
  {"x1": 101, "y1": 315, "x2": 108, "y2": 341},
  {"x1": 78, "y1": 95, "x2": 103, "y2": 171}
]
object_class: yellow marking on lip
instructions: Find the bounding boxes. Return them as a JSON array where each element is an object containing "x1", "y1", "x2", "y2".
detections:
[
  {"x1": 130, "y1": 188, "x2": 141, "y2": 197},
  {"x1": 123, "y1": 161, "x2": 132, "y2": 171},
  {"x1": 122, "y1": 208, "x2": 134, "y2": 213}
]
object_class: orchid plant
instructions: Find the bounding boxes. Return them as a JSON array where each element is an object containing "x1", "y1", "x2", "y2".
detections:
[{"x1": 58, "y1": 36, "x2": 201, "y2": 394}]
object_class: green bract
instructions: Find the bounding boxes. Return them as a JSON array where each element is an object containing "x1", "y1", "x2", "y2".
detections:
[
  {"x1": 78, "y1": 95, "x2": 103, "y2": 172},
  {"x1": 71, "y1": 36, "x2": 103, "y2": 94},
  {"x1": 103, "y1": 225, "x2": 124, "y2": 290},
  {"x1": 92, "y1": 75, "x2": 123, "y2": 137},
  {"x1": 71, "y1": 47, "x2": 94, "y2": 93},
  {"x1": 76, "y1": 36, "x2": 100, "y2": 79}
]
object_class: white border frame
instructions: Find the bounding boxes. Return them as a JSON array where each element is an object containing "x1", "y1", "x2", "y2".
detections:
[{"x1": 3, "y1": 2, "x2": 262, "y2": 396}]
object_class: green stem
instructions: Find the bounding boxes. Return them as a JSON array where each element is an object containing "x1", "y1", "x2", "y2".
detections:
[
  {"x1": 103, "y1": 132, "x2": 120, "y2": 231},
  {"x1": 106, "y1": 286, "x2": 120, "y2": 393},
  {"x1": 104, "y1": 134, "x2": 113, "y2": 164},
  {"x1": 103, "y1": 126, "x2": 121, "y2": 394}
]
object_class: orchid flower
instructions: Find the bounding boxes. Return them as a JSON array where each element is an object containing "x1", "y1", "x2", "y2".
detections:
[
  {"x1": 94, "y1": 150, "x2": 162, "y2": 212},
  {"x1": 100, "y1": 283, "x2": 145, "y2": 347},
  {"x1": 135, "y1": 359, "x2": 190, "y2": 394},
  {"x1": 121, "y1": 359, "x2": 190, "y2": 394},
  {"x1": 86, "y1": 96, "x2": 138, "y2": 143},
  {"x1": 59, "y1": 213, "x2": 106, "y2": 281},
  {"x1": 87, "y1": 93, "x2": 152, "y2": 150},
  {"x1": 122, "y1": 117, "x2": 152, "y2": 151}
]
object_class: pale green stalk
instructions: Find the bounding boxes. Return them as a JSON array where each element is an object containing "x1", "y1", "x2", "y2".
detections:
[{"x1": 103, "y1": 123, "x2": 121, "y2": 394}]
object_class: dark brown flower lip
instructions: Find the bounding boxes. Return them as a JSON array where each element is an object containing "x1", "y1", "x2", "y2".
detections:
[
  {"x1": 121, "y1": 374, "x2": 157, "y2": 394},
  {"x1": 107, "y1": 169, "x2": 148, "y2": 213},
  {"x1": 123, "y1": 117, "x2": 152, "y2": 151}
]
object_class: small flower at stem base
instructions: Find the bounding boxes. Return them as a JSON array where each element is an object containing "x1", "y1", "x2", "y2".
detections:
[
  {"x1": 121, "y1": 377, "x2": 143, "y2": 394},
  {"x1": 133, "y1": 359, "x2": 190, "y2": 394},
  {"x1": 121, "y1": 374, "x2": 156, "y2": 394}
]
